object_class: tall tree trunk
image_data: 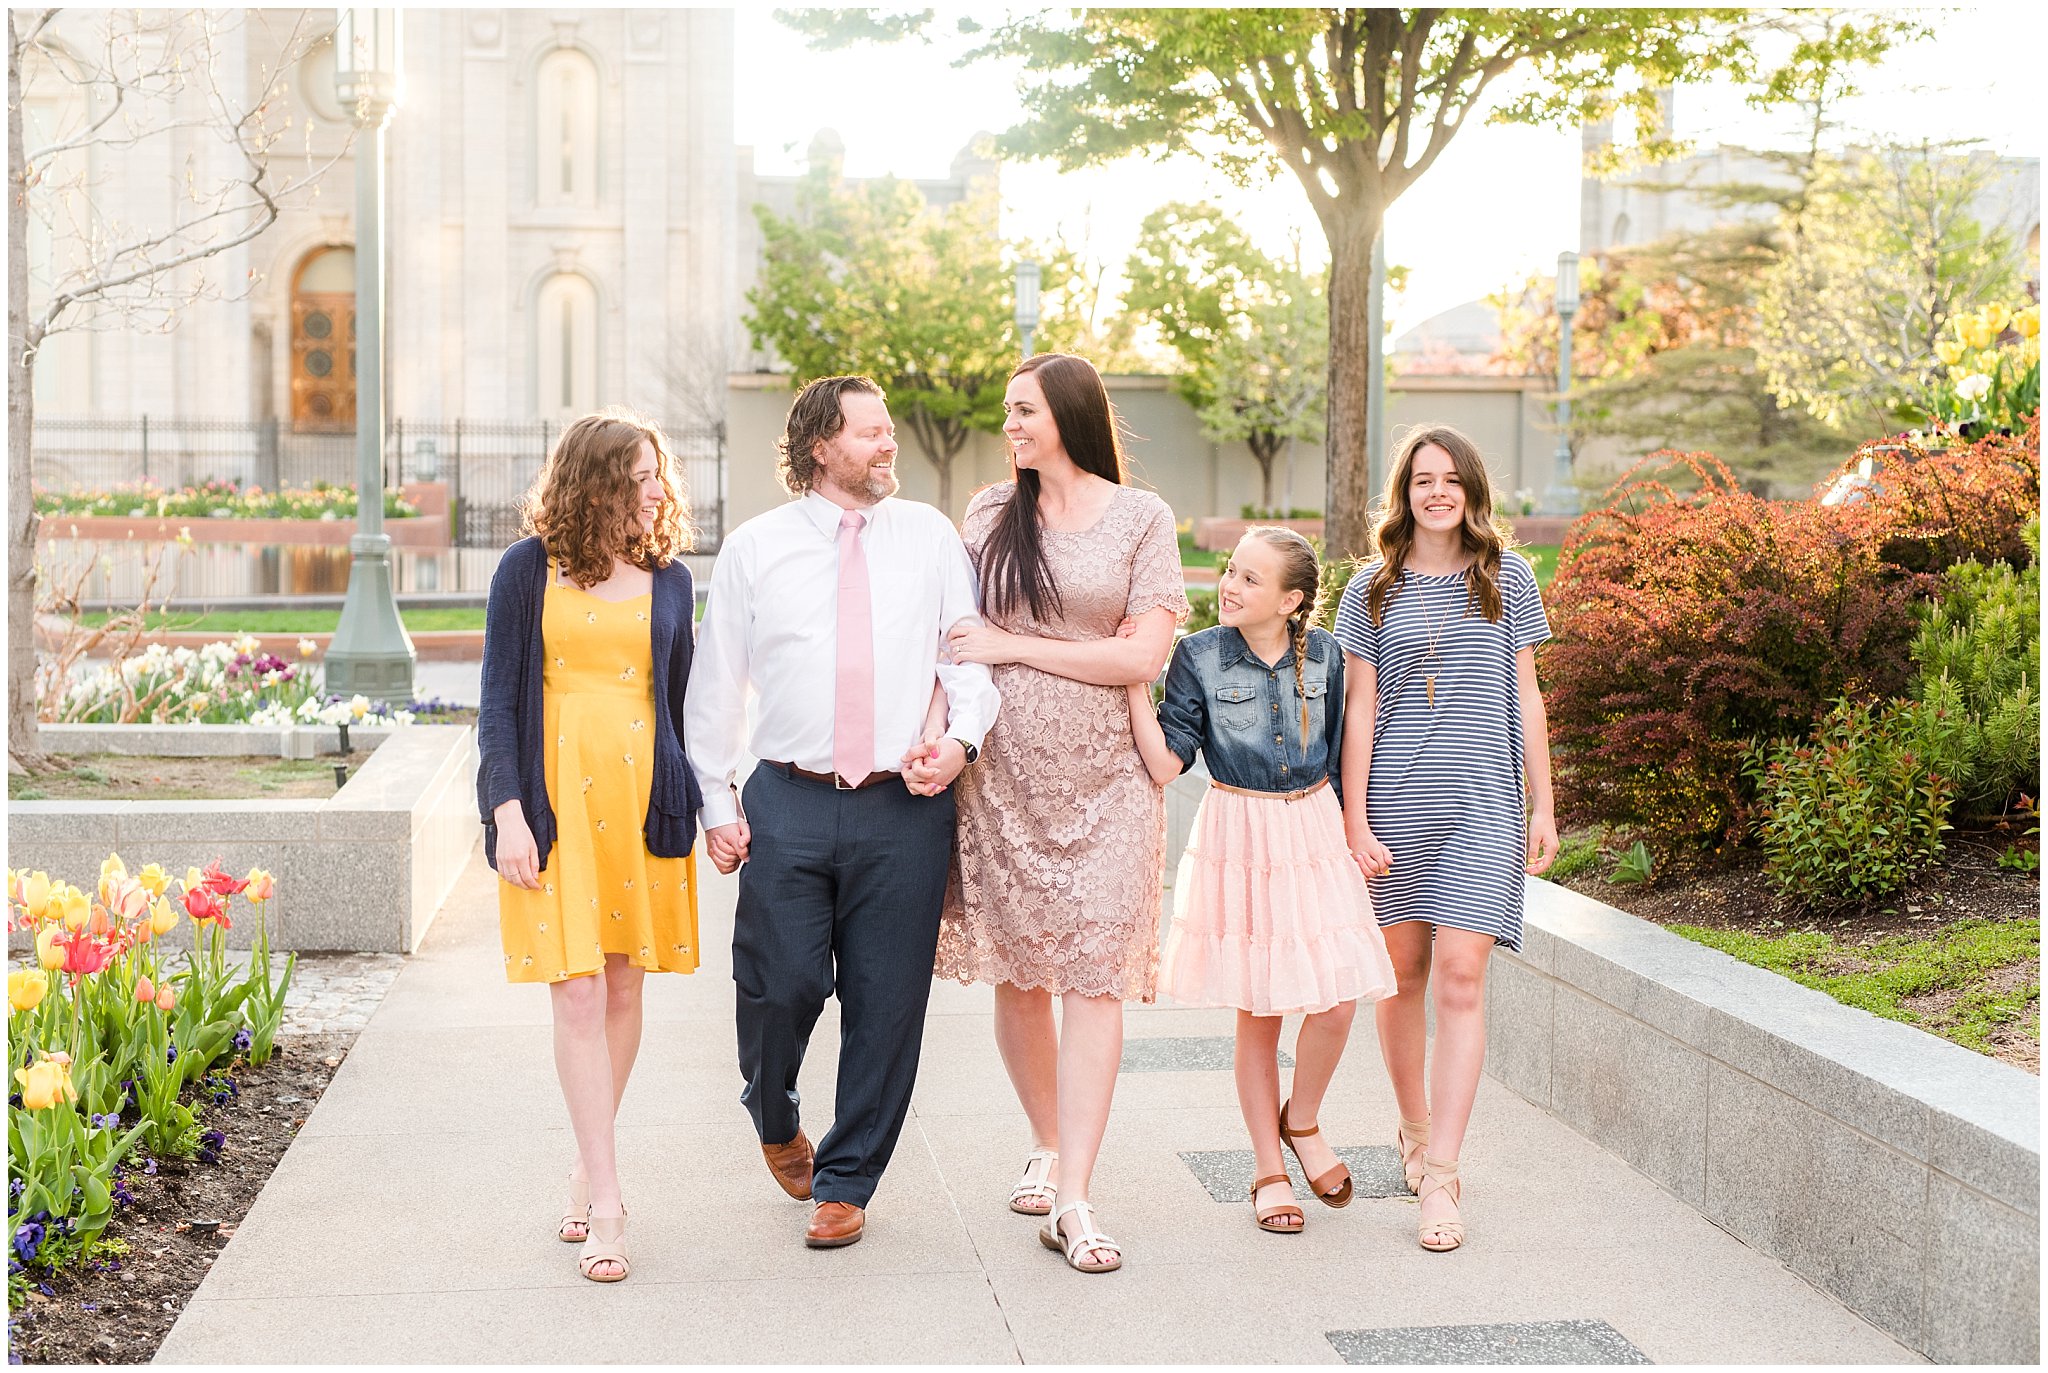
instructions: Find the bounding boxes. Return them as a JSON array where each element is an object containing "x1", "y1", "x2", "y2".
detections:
[
  {"x1": 1323, "y1": 205, "x2": 1382, "y2": 561},
  {"x1": 1249, "y1": 430, "x2": 1281, "y2": 512},
  {"x1": 9, "y1": 14, "x2": 44, "y2": 770}
]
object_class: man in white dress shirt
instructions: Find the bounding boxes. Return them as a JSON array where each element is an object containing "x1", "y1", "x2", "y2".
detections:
[{"x1": 686, "y1": 375, "x2": 999, "y2": 1249}]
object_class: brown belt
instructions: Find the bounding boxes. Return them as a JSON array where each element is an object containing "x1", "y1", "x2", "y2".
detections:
[
  {"x1": 1209, "y1": 776, "x2": 1329, "y2": 804},
  {"x1": 760, "y1": 759, "x2": 896, "y2": 791}
]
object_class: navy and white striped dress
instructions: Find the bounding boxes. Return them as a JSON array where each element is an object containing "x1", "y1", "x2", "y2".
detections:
[{"x1": 1330, "y1": 554, "x2": 1550, "y2": 952}]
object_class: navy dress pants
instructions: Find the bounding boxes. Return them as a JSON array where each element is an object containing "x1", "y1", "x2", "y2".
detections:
[{"x1": 731, "y1": 764, "x2": 955, "y2": 1208}]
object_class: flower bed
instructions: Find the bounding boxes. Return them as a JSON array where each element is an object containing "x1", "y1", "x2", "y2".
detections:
[
  {"x1": 41, "y1": 636, "x2": 421, "y2": 728},
  {"x1": 7, "y1": 858, "x2": 293, "y2": 1315},
  {"x1": 34, "y1": 480, "x2": 417, "y2": 522}
]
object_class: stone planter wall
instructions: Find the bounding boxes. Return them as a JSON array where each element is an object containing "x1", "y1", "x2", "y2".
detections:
[
  {"x1": 35, "y1": 481, "x2": 451, "y2": 549},
  {"x1": 8, "y1": 724, "x2": 479, "y2": 953}
]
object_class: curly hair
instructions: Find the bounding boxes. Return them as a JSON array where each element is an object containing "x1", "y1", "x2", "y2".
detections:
[
  {"x1": 776, "y1": 375, "x2": 886, "y2": 497},
  {"x1": 521, "y1": 408, "x2": 694, "y2": 587}
]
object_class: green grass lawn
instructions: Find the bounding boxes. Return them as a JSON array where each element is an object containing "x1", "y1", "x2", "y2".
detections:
[
  {"x1": 76, "y1": 607, "x2": 486, "y2": 634},
  {"x1": 1670, "y1": 918, "x2": 2041, "y2": 1057}
]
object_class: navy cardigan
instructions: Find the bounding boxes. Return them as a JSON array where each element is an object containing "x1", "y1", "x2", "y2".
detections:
[{"x1": 475, "y1": 536, "x2": 702, "y2": 872}]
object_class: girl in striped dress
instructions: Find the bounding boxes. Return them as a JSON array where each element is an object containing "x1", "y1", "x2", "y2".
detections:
[{"x1": 1330, "y1": 425, "x2": 1558, "y2": 1253}]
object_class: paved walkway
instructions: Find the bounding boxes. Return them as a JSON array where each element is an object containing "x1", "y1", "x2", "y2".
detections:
[{"x1": 157, "y1": 840, "x2": 1919, "y2": 1365}]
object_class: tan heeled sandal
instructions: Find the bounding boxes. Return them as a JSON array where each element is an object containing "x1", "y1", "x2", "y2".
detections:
[
  {"x1": 579, "y1": 1212, "x2": 631, "y2": 1282},
  {"x1": 1279, "y1": 1098, "x2": 1353, "y2": 1208},
  {"x1": 1417, "y1": 1155, "x2": 1464, "y2": 1252},
  {"x1": 1396, "y1": 1115, "x2": 1430, "y2": 1196},
  {"x1": 1009, "y1": 1148, "x2": 1059, "y2": 1216},
  {"x1": 559, "y1": 1174, "x2": 590, "y2": 1243},
  {"x1": 1250, "y1": 1174, "x2": 1305, "y2": 1234}
]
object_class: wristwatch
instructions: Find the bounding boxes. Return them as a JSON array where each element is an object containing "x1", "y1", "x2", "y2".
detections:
[{"x1": 950, "y1": 738, "x2": 980, "y2": 765}]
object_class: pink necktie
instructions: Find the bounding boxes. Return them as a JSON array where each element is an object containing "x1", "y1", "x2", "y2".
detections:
[{"x1": 833, "y1": 509, "x2": 874, "y2": 785}]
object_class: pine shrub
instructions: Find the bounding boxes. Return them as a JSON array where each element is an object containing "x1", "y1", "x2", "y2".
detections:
[{"x1": 1901, "y1": 518, "x2": 2041, "y2": 815}]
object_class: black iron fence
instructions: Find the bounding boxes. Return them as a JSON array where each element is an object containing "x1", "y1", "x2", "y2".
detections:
[{"x1": 30, "y1": 415, "x2": 728, "y2": 551}]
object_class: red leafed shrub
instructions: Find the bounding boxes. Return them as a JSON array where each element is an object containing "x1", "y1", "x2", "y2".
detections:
[
  {"x1": 1543, "y1": 450, "x2": 1924, "y2": 847},
  {"x1": 1824, "y1": 416, "x2": 2041, "y2": 576}
]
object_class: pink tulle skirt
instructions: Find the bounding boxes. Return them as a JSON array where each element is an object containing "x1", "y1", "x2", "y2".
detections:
[{"x1": 1160, "y1": 783, "x2": 1400, "y2": 1016}]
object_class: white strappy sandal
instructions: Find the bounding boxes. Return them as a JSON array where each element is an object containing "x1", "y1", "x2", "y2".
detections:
[
  {"x1": 1008, "y1": 1148, "x2": 1059, "y2": 1216},
  {"x1": 1039, "y1": 1197, "x2": 1122, "y2": 1274}
]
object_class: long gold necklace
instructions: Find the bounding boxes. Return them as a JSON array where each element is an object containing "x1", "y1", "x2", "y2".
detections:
[{"x1": 1414, "y1": 575, "x2": 1466, "y2": 709}]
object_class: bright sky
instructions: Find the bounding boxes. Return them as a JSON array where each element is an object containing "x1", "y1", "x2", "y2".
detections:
[{"x1": 733, "y1": 6, "x2": 2043, "y2": 338}]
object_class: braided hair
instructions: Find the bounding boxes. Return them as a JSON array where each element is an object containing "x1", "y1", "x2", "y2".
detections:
[{"x1": 1243, "y1": 526, "x2": 1323, "y2": 758}]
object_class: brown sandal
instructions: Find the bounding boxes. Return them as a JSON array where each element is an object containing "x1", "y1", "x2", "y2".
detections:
[
  {"x1": 1279, "y1": 1098, "x2": 1353, "y2": 1208},
  {"x1": 1250, "y1": 1174, "x2": 1304, "y2": 1234}
]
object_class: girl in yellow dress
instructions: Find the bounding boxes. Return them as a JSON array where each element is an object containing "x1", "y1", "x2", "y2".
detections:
[{"x1": 477, "y1": 409, "x2": 704, "y2": 1283}]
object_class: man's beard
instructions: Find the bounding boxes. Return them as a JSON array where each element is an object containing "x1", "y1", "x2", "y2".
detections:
[{"x1": 860, "y1": 469, "x2": 900, "y2": 502}]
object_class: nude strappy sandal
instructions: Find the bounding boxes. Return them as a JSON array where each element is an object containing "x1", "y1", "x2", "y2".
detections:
[
  {"x1": 1250, "y1": 1174, "x2": 1305, "y2": 1234},
  {"x1": 1279, "y1": 1098, "x2": 1353, "y2": 1208},
  {"x1": 1396, "y1": 1115, "x2": 1430, "y2": 1195},
  {"x1": 579, "y1": 1212, "x2": 631, "y2": 1282},
  {"x1": 1039, "y1": 1198, "x2": 1122, "y2": 1273},
  {"x1": 1417, "y1": 1155, "x2": 1465, "y2": 1252},
  {"x1": 1009, "y1": 1147, "x2": 1059, "y2": 1216},
  {"x1": 559, "y1": 1174, "x2": 590, "y2": 1242}
]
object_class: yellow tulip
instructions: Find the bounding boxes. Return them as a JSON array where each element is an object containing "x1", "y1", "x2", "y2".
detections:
[
  {"x1": 1934, "y1": 338, "x2": 1966, "y2": 367},
  {"x1": 8, "y1": 969, "x2": 49, "y2": 1013},
  {"x1": 59, "y1": 885, "x2": 90, "y2": 931},
  {"x1": 1959, "y1": 316, "x2": 1997, "y2": 351},
  {"x1": 14, "y1": 1055, "x2": 77, "y2": 1110},
  {"x1": 19, "y1": 870, "x2": 51, "y2": 918},
  {"x1": 149, "y1": 897, "x2": 179, "y2": 937},
  {"x1": 245, "y1": 868, "x2": 275, "y2": 903},
  {"x1": 35, "y1": 925, "x2": 65, "y2": 971},
  {"x1": 1983, "y1": 304, "x2": 2010, "y2": 334},
  {"x1": 2018, "y1": 306, "x2": 2040, "y2": 340},
  {"x1": 136, "y1": 864, "x2": 170, "y2": 899},
  {"x1": 185, "y1": 866, "x2": 205, "y2": 893}
]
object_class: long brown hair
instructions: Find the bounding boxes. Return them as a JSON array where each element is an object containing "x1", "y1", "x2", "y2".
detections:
[
  {"x1": 522, "y1": 408, "x2": 694, "y2": 587},
  {"x1": 1363, "y1": 424, "x2": 1513, "y2": 626},
  {"x1": 1240, "y1": 526, "x2": 1323, "y2": 755},
  {"x1": 978, "y1": 353, "x2": 1128, "y2": 622}
]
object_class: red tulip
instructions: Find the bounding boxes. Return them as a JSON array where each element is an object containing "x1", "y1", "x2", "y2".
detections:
[
  {"x1": 182, "y1": 886, "x2": 228, "y2": 926},
  {"x1": 56, "y1": 930, "x2": 116, "y2": 977},
  {"x1": 201, "y1": 858, "x2": 248, "y2": 897}
]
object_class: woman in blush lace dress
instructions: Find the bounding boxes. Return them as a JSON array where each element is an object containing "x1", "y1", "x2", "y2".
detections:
[{"x1": 933, "y1": 352, "x2": 1188, "y2": 1274}]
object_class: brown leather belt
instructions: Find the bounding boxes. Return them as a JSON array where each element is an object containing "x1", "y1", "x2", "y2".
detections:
[
  {"x1": 1209, "y1": 776, "x2": 1329, "y2": 804},
  {"x1": 761, "y1": 760, "x2": 896, "y2": 791}
]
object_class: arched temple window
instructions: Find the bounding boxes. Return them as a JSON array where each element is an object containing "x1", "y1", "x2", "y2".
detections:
[
  {"x1": 536, "y1": 272, "x2": 598, "y2": 418},
  {"x1": 535, "y1": 48, "x2": 599, "y2": 209}
]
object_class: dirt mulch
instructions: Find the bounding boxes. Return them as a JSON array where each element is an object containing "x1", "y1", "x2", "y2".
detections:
[
  {"x1": 9, "y1": 755, "x2": 346, "y2": 802},
  {"x1": 1550, "y1": 824, "x2": 2040, "y2": 1071},
  {"x1": 9, "y1": 1032, "x2": 353, "y2": 1366}
]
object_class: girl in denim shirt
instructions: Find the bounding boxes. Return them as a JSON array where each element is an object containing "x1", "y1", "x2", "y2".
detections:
[{"x1": 1125, "y1": 528, "x2": 1398, "y2": 1235}]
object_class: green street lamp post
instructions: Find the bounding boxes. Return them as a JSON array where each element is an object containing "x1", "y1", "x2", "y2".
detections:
[
  {"x1": 1014, "y1": 261, "x2": 1041, "y2": 359},
  {"x1": 1543, "y1": 249, "x2": 1582, "y2": 516},
  {"x1": 324, "y1": 8, "x2": 415, "y2": 704}
]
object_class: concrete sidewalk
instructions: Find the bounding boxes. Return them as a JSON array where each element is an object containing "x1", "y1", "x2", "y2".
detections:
[{"x1": 157, "y1": 841, "x2": 1919, "y2": 1365}]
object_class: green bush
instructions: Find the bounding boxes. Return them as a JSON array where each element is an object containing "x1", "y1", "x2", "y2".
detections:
[
  {"x1": 1748, "y1": 698, "x2": 1955, "y2": 907},
  {"x1": 1901, "y1": 518, "x2": 2040, "y2": 815}
]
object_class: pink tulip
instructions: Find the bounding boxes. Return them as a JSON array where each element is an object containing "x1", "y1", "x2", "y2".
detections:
[
  {"x1": 134, "y1": 975, "x2": 156, "y2": 1004},
  {"x1": 155, "y1": 984, "x2": 177, "y2": 1012}
]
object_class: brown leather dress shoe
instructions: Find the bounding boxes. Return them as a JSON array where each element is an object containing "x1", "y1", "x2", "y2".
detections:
[
  {"x1": 805, "y1": 1200, "x2": 865, "y2": 1248},
  {"x1": 762, "y1": 1131, "x2": 814, "y2": 1200}
]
